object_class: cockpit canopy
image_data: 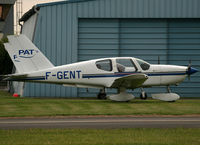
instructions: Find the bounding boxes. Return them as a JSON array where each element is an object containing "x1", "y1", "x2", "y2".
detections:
[{"x1": 95, "y1": 58, "x2": 150, "y2": 72}]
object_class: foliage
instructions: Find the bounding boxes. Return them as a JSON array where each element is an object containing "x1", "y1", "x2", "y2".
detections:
[{"x1": 0, "y1": 36, "x2": 13, "y2": 75}]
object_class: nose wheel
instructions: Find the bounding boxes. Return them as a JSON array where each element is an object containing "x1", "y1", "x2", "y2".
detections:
[
  {"x1": 140, "y1": 88, "x2": 147, "y2": 100},
  {"x1": 97, "y1": 88, "x2": 107, "y2": 100}
]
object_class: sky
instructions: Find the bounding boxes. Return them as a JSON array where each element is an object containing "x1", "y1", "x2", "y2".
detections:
[{"x1": 23, "y1": 0, "x2": 63, "y2": 13}]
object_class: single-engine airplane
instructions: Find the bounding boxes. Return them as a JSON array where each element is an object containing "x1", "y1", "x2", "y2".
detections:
[{"x1": 1, "y1": 35, "x2": 198, "y2": 102}]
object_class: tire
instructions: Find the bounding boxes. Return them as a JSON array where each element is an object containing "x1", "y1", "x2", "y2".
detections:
[
  {"x1": 97, "y1": 93, "x2": 107, "y2": 100},
  {"x1": 140, "y1": 93, "x2": 147, "y2": 100}
]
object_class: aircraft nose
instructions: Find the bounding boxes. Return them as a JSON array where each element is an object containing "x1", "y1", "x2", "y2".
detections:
[{"x1": 187, "y1": 67, "x2": 198, "y2": 75}]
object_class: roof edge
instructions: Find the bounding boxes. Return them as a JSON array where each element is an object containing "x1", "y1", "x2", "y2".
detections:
[
  {"x1": 19, "y1": 6, "x2": 40, "y2": 22},
  {"x1": 37, "y1": 0, "x2": 95, "y2": 8},
  {"x1": 19, "y1": 0, "x2": 95, "y2": 22}
]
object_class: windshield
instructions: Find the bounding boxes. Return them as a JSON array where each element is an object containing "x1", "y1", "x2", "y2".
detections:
[{"x1": 136, "y1": 59, "x2": 150, "y2": 71}]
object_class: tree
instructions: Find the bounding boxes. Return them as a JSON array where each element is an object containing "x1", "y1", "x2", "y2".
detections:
[{"x1": 0, "y1": 36, "x2": 13, "y2": 75}]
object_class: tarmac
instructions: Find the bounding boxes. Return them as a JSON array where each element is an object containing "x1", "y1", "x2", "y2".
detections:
[{"x1": 0, "y1": 116, "x2": 200, "y2": 129}]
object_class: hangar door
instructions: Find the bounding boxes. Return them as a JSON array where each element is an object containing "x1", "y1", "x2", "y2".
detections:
[{"x1": 78, "y1": 19, "x2": 200, "y2": 97}]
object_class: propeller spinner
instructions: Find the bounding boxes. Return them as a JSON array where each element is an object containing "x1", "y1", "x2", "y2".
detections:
[{"x1": 186, "y1": 60, "x2": 198, "y2": 80}]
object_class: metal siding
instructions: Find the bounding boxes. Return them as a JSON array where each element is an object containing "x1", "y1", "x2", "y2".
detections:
[
  {"x1": 119, "y1": 19, "x2": 168, "y2": 96},
  {"x1": 78, "y1": 18, "x2": 200, "y2": 97},
  {"x1": 168, "y1": 19, "x2": 200, "y2": 97},
  {"x1": 77, "y1": 19, "x2": 167, "y2": 97},
  {"x1": 71, "y1": 4, "x2": 78, "y2": 96},
  {"x1": 78, "y1": 19, "x2": 119, "y2": 97},
  {"x1": 78, "y1": 19, "x2": 119, "y2": 61},
  {"x1": 24, "y1": 0, "x2": 200, "y2": 98},
  {"x1": 120, "y1": 19, "x2": 168, "y2": 64},
  {"x1": 76, "y1": 0, "x2": 200, "y2": 18},
  {"x1": 24, "y1": 4, "x2": 78, "y2": 97}
]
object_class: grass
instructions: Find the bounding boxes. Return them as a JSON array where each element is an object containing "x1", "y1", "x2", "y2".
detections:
[
  {"x1": 0, "y1": 128, "x2": 200, "y2": 145},
  {"x1": 0, "y1": 90, "x2": 200, "y2": 117},
  {"x1": 0, "y1": 91, "x2": 200, "y2": 145}
]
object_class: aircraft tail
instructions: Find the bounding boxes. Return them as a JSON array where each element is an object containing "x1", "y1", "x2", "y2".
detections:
[{"x1": 4, "y1": 34, "x2": 54, "y2": 73}]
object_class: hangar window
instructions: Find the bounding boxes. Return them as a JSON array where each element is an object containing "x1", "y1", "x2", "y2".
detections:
[
  {"x1": 136, "y1": 59, "x2": 150, "y2": 71},
  {"x1": 0, "y1": 5, "x2": 12, "y2": 21},
  {"x1": 116, "y1": 59, "x2": 137, "y2": 72},
  {"x1": 96, "y1": 59, "x2": 112, "y2": 71}
]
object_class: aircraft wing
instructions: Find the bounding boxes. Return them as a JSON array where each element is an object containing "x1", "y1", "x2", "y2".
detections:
[{"x1": 111, "y1": 73, "x2": 148, "y2": 89}]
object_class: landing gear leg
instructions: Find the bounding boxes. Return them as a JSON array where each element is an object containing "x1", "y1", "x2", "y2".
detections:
[
  {"x1": 166, "y1": 86, "x2": 176, "y2": 102},
  {"x1": 140, "y1": 88, "x2": 147, "y2": 100},
  {"x1": 167, "y1": 86, "x2": 171, "y2": 93},
  {"x1": 97, "y1": 88, "x2": 107, "y2": 100}
]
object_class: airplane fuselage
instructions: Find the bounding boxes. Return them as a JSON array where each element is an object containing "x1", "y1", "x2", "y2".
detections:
[
  {"x1": 26, "y1": 57, "x2": 188, "y2": 89},
  {"x1": 4, "y1": 35, "x2": 198, "y2": 101}
]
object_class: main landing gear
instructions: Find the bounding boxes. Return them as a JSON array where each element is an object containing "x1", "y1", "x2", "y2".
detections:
[
  {"x1": 140, "y1": 88, "x2": 147, "y2": 100},
  {"x1": 97, "y1": 88, "x2": 107, "y2": 100}
]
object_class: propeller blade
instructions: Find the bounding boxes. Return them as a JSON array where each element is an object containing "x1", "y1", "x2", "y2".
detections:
[
  {"x1": 187, "y1": 59, "x2": 192, "y2": 80},
  {"x1": 188, "y1": 59, "x2": 191, "y2": 69}
]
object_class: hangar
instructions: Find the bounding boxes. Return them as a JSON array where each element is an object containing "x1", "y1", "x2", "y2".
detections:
[{"x1": 18, "y1": 0, "x2": 200, "y2": 97}]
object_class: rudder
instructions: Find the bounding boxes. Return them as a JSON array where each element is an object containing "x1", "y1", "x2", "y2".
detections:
[{"x1": 4, "y1": 34, "x2": 54, "y2": 73}]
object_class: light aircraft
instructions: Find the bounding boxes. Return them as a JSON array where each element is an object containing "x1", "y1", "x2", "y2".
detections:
[{"x1": 1, "y1": 34, "x2": 198, "y2": 102}]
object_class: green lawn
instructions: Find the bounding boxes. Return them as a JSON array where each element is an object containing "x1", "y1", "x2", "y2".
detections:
[
  {"x1": 0, "y1": 128, "x2": 200, "y2": 145},
  {"x1": 0, "y1": 90, "x2": 200, "y2": 117}
]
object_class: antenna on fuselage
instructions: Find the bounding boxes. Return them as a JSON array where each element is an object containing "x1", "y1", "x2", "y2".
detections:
[{"x1": 158, "y1": 56, "x2": 160, "y2": 64}]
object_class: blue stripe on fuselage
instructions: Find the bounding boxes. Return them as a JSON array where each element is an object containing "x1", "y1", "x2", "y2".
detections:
[{"x1": 82, "y1": 72, "x2": 186, "y2": 79}]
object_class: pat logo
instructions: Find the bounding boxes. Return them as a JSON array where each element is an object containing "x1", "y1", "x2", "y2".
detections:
[{"x1": 13, "y1": 49, "x2": 39, "y2": 62}]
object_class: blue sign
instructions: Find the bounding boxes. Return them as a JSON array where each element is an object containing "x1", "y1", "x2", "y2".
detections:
[{"x1": 13, "y1": 49, "x2": 39, "y2": 62}]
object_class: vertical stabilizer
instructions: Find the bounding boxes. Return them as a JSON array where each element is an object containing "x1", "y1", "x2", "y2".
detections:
[{"x1": 4, "y1": 34, "x2": 54, "y2": 73}]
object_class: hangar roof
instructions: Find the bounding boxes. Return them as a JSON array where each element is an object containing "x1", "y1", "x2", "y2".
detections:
[
  {"x1": 20, "y1": 0, "x2": 200, "y2": 23},
  {"x1": 20, "y1": 0, "x2": 94, "y2": 22},
  {"x1": 37, "y1": 0, "x2": 94, "y2": 8}
]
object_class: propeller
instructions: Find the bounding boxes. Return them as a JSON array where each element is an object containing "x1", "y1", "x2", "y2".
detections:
[
  {"x1": 186, "y1": 59, "x2": 198, "y2": 80},
  {"x1": 187, "y1": 59, "x2": 192, "y2": 80}
]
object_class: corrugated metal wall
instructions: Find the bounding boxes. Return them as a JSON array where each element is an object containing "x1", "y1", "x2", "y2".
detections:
[
  {"x1": 78, "y1": 19, "x2": 119, "y2": 61},
  {"x1": 24, "y1": 3, "x2": 78, "y2": 97},
  {"x1": 23, "y1": 0, "x2": 200, "y2": 97},
  {"x1": 77, "y1": 18, "x2": 200, "y2": 97},
  {"x1": 168, "y1": 19, "x2": 200, "y2": 97}
]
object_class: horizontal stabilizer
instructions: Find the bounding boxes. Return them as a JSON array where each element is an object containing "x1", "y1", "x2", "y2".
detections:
[{"x1": 1, "y1": 74, "x2": 45, "y2": 81}]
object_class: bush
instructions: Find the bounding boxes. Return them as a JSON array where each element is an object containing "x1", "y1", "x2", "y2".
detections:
[{"x1": 0, "y1": 37, "x2": 13, "y2": 75}]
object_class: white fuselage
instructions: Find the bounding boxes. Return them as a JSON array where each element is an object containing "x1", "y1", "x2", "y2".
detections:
[{"x1": 26, "y1": 57, "x2": 187, "y2": 89}]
